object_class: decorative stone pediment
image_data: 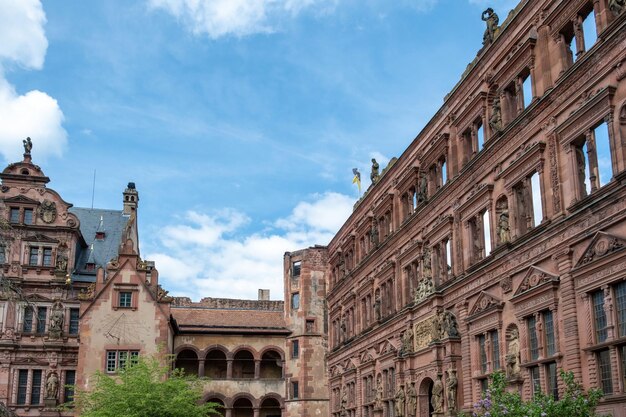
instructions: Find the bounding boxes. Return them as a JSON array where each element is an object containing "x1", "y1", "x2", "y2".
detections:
[
  {"x1": 378, "y1": 339, "x2": 397, "y2": 356},
  {"x1": 2, "y1": 195, "x2": 39, "y2": 205},
  {"x1": 360, "y1": 350, "x2": 375, "y2": 364},
  {"x1": 469, "y1": 291, "x2": 503, "y2": 316},
  {"x1": 25, "y1": 293, "x2": 52, "y2": 302},
  {"x1": 575, "y1": 231, "x2": 626, "y2": 268},
  {"x1": 514, "y1": 266, "x2": 558, "y2": 296},
  {"x1": 23, "y1": 233, "x2": 59, "y2": 243},
  {"x1": 343, "y1": 358, "x2": 357, "y2": 371}
]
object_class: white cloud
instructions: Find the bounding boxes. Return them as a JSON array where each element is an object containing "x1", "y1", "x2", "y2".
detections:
[
  {"x1": 146, "y1": 192, "x2": 354, "y2": 300},
  {"x1": 147, "y1": 0, "x2": 336, "y2": 38},
  {"x1": 0, "y1": 0, "x2": 67, "y2": 162}
]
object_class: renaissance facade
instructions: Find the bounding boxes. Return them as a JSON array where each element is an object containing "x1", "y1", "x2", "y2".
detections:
[{"x1": 310, "y1": 0, "x2": 626, "y2": 416}]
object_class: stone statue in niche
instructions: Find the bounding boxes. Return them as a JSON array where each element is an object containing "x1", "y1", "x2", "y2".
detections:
[
  {"x1": 23, "y1": 137, "x2": 33, "y2": 154},
  {"x1": 431, "y1": 308, "x2": 444, "y2": 341},
  {"x1": 406, "y1": 382, "x2": 417, "y2": 417},
  {"x1": 609, "y1": 0, "x2": 625, "y2": 16},
  {"x1": 497, "y1": 210, "x2": 510, "y2": 244},
  {"x1": 422, "y1": 248, "x2": 432, "y2": 279},
  {"x1": 442, "y1": 310, "x2": 459, "y2": 338},
  {"x1": 340, "y1": 386, "x2": 348, "y2": 414},
  {"x1": 48, "y1": 300, "x2": 64, "y2": 339},
  {"x1": 446, "y1": 369, "x2": 458, "y2": 411},
  {"x1": 370, "y1": 219, "x2": 380, "y2": 247},
  {"x1": 506, "y1": 327, "x2": 521, "y2": 378},
  {"x1": 45, "y1": 372, "x2": 59, "y2": 399},
  {"x1": 374, "y1": 292, "x2": 382, "y2": 321},
  {"x1": 401, "y1": 326, "x2": 414, "y2": 356},
  {"x1": 55, "y1": 254, "x2": 68, "y2": 273},
  {"x1": 489, "y1": 97, "x2": 503, "y2": 133},
  {"x1": 432, "y1": 374, "x2": 444, "y2": 413},
  {"x1": 340, "y1": 314, "x2": 347, "y2": 341},
  {"x1": 375, "y1": 377, "x2": 384, "y2": 409},
  {"x1": 395, "y1": 385, "x2": 406, "y2": 417},
  {"x1": 414, "y1": 278, "x2": 434, "y2": 303},
  {"x1": 371, "y1": 158, "x2": 380, "y2": 184},
  {"x1": 482, "y1": 8, "x2": 499, "y2": 45},
  {"x1": 417, "y1": 173, "x2": 428, "y2": 203}
]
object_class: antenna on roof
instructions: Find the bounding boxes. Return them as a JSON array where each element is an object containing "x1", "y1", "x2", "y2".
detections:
[{"x1": 91, "y1": 169, "x2": 96, "y2": 209}]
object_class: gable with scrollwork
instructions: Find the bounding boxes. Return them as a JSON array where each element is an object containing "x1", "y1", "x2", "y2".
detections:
[
  {"x1": 513, "y1": 265, "x2": 559, "y2": 297},
  {"x1": 575, "y1": 231, "x2": 626, "y2": 268}
]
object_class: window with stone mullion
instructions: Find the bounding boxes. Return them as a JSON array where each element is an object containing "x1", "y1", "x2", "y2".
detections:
[
  {"x1": 527, "y1": 316, "x2": 539, "y2": 361},
  {"x1": 478, "y1": 334, "x2": 488, "y2": 374},
  {"x1": 544, "y1": 310, "x2": 556, "y2": 357},
  {"x1": 597, "y1": 349, "x2": 613, "y2": 394},
  {"x1": 592, "y1": 290, "x2": 608, "y2": 343},
  {"x1": 615, "y1": 281, "x2": 626, "y2": 337},
  {"x1": 490, "y1": 330, "x2": 500, "y2": 370}
]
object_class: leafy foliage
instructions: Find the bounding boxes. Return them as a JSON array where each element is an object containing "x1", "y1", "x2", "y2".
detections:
[
  {"x1": 463, "y1": 370, "x2": 603, "y2": 417},
  {"x1": 72, "y1": 355, "x2": 220, "y2": 417}
]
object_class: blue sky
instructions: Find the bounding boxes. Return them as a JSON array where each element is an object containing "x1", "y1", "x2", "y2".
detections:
[{"x1": 0, "y1": 0, "x2": 519, "y2": 300}]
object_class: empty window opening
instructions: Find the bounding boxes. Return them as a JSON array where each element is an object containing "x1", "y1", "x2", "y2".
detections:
[
  {"x1": 483, "y1": 210, "x2": 492, "y2": 256},
  {"x1": 530, "y1": 172, "x2": 543, "y2": 227},
  {"x1": 232, "y1": 350, "x2": 255, "y2": 379},
  {"x1": 477, "y1": 123, "x2": 485, "y2": 150},
  {"x1": 594, "y1": 122, "x2": 612, "y2": 187},
  {"x1": 205, "y1": 350, "x2": 227, "y2": 379},
  {"x1": 522, "y1": 72, "x2": 533, "y2": 108},
  {"x1": 582, "y1": 8, "x2": 597, "y2": 50},
  {"x1": 175, "y1": 349, "x2": 198, "y2": 376},
  {"x1": 260, "y1": 350, "x2": 283, "y2": 379}
]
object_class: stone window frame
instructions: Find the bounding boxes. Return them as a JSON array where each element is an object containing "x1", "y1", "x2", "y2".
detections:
[
  {"x1": 419, "y1": 133, "x2": 450, "y2": 197},
  {"x1": 17, "y1": 301, "x2": 52, "y2": 335},
  {"x1": 112, "y1": 284, "x2": 139, "y2": 311},
  {"x1": 398, "y1": 240, "x2": 422, "y2": 307},
  {"x1": 458, "y1": 184, "x2": 494, "y2": 272},
  {"x1": 556, "y1": 86, "x2": 619, "y2": 207},
  {"x1": 104, "y1": 348, "x2": 140, "y2": 374},
  {"x1": 394, "y1": 166, "x2": 420, "y2": 223},
  {"x1": 452, "y1": 92, "x2": 488, "y2": 172},
  {"x1": 12, "y1": 368, "x2": 46, "y2": 407},
  {"x1": 423, "y1": 214, "x2": 454, "y2": 285}
]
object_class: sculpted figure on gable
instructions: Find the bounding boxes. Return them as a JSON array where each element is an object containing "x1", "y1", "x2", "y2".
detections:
[{"x1": 482, "y1": 8, "x2": 499, "y2": 45}]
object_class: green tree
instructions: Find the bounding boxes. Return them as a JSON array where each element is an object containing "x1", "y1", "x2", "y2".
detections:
[
  {"x1": 463, "y1": 370, "x2": 603, "y2": 417},
  {"x1": 72, "y1": 355, "x2": 221, "y2": 417}
]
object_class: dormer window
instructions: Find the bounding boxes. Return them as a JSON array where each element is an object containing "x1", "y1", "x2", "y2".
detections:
[
  {"x1": 95, "y1": 232, "x2": 105, "y2": 240},
  {"x1": 85, "y1": 263, "x2": 96, "y2": 272}
]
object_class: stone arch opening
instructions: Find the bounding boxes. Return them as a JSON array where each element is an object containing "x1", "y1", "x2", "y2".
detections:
[
  {"x1": 232, "y1": 397, "x2": 254, "y2": 417},
  {"x1": 232, "y1": 350, "x2": 255, "y2": 379},
  {"x1": 260, "y1": 350, "x2": 282, "y2": 379},
  {"x1": 206, "y1": 349, "x2": 227, "y2": 379},
  {"x1": 418, "y1": 377, "x2": 434, "y2": 417},
  {"x1": 259, "y1": 397, "x2": 281, "y2": 417},
  {"x1": 206, "y1": 397, "x2": 225, "y2": 416},
  {"x1": 174, "y1": 349, "x2": 198, "y2": 376}
]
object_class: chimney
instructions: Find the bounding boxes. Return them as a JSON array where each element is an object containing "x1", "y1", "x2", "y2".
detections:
[
  {"x1": 123, "y1": 182, "x2": 139, "y2": 215},
  {"x1": 258, "y1": 289, "x2": 270, "y2": 301}
]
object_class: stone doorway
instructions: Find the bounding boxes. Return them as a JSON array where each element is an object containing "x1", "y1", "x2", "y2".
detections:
[{"x1": 418, "y1": 378, "x2": 434, "y2": 417}]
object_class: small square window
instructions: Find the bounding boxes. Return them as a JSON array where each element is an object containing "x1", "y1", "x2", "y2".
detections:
[
  {"x1": 23, "y1": 209, "x2": 33, "y2": 225},
  {"x1": 42, "y1": 248, "x2": 53, "y2": 267},
  {"x1": 29, "y1": 247, "x2": 39, "y2": 266},
  {"x1": 10, "y1": 208, "x2": 19, "y2": 224},
  {"x1": 119, "y1": 292, "x2": 132, "y2": 308},
  {"x1": 291, "y1": 293, "x2": 300, "y2": 310},
  {"x1": 306, "y1": 319, "x2": 315, "y2": 333},
  {"x1": 292, "y1": 261, "x2": 301, "y2": 277}
]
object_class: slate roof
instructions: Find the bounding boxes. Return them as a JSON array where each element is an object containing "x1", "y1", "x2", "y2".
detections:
[
  {"x1": 68, "y1": 207, "x2": 129, "y2": 282},
  {"x1": 171, "y1": 307, "x2": 289, "y2": 335}
]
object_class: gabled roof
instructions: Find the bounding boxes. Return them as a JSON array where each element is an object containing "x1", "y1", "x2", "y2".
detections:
[
  {"x1": 171, "y1": 307, "x2": 289, "y2": 334},
  {"x1": 69, "y1": 207, "x2": 129, "y2": 282}
]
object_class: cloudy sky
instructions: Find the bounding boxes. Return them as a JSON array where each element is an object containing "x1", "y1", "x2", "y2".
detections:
[{"x1": 0, "y1": 0, "x2": 519, "y2": 300}]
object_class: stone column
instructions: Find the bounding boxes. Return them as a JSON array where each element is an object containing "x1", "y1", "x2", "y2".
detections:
[
  {"x1": 254, "y1": 359, "x2": 260, "y2": 379},
  {"x1": 225, "y1": 409, "x2": 232, "y2": 417},
  {"x1": 573, "y1": 16, "x2": 585, "y2": 58},
  {"x1": 552, "y1": 248, "x2": 582, "y2": 381},
  {"x1": 198, "y1": 360, "x2": 205, "y2": 378},
  {"x1": 253, "y1": 408, "x2": 260, "y2": 417},
  {"x1": 585, "y1": 130, "x2": 600, "y2": 192},
  {"x1": 226, "y1": 359, "x2": 233, "y2": 379}
]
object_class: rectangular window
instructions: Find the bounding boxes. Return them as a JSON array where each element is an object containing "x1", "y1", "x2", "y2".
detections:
[
  {"x1": 522, "y1": 72, "x2": 533, "y2": 108},
  {"x1": 530, "y1": 172, "x2": 543, "y2": 227},
  {"x1": 546, "y1": 362, "x2": 559, "y2": 400},
  {"x1": 118, "y1": 291, "x2": 132, "y2": 308},
  {"x1": 23, "y1": 306, "x2": 34, "y2": 333},
  {"x1": 42, "y1": 247, "x2": 52, "y2": 267},
  {"x1": 483, "y1": 210, "x2": 492, "y2": 256},
  {"x1": 64, "y1": 370, "x2": 76, "y2": 403},
  {"x1": 544, "y1": 310, "x2": 556, "y2": 357},
  {"x1": 491, "y1": 330, "x2": 500, "y2": 371},
  {"x1": 477, "y1": 123, "x2": 485, "y2": 150},
  {"x1": 292, "y1": 261, "x2": 301, "y2": 277},
  {"x1": 10, "y1": 208, "x2": 20, "y2": 224},
  {"x1": 36, "y1": 307, "x2": 47, "y2": 334},
  {"x1": 530, "y1": 366, "x2": 541, "y2": 397},
  {"x1": 291, "y1": 293, "x2": 300, "y2": 310},
  {"x1": 23, "y1": 209, "x2": 33, "y2": 225},
  {"x1": 616, "y1": 282, "x2": 626, "y2": 337},
  {"x1": 29, "y1": 247, "x2": 39, "y2": 266},
  {"x1": 478, "y1": 334, "x2": 487, "y2": 374},
  {"x1": 292, "y1": 340, "x2": 299, "y2": 359},
  {"x1": 17, "y1": 369, "x2": 28, "y2": 405},
  {"x1": 592, "y1": 290, "x2": 608, "y2": 343},
  {"x1": 292, "y1": 381, "x2": 299, "y2": 399},
  {"x1": 106, "y1": 350, "x2": 139, "y2": 373},
  {"x1": 528, "y1": 316, "x2": 539, "y2": 361},
  {"x1": 594, "y1": 122, "x2": 612, "y2": 188},
  {"x1": 581, "y1": 9, "x2": 597, "y2": 50},
  {"x1": 480, "y1": 378, "x2": 489, "y2": 393},
  {"x1": 597, "y1": 349, "x2": 613, "y2": 394},
  {"x1": 69, "y1": 308, "x2": 80, "y2": 335},
  {"x1": 31, "y1": 369, "x2": 42, "y2": 404}
]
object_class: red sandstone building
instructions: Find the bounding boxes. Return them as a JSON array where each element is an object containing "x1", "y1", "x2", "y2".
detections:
[{"x1": 301, "y1": 0, "x2": 626, "y2": 416}]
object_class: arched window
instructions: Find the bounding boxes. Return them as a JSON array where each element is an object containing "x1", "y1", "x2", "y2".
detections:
[
  {"x1": 205, "y1": 350, "x2": 227, "y2": 379},
  {"x1": 174, "y1": 349, "x2": 197, "y2": 376},
  {"x1": 260, "y1": 350, "x2": 282, "y2": 379},
  {"x1": 232, "y1": 397, "x2": 254, "y2": 417},
  {"x1": 206, "y1": 398, "x2": 225, "y2": 416},
  {"x1": 232, "y1": 350, "x2": 255, "y2": 379},
  {"x1": 259, "y1": 397, "x2": 282, "y2": 417}
]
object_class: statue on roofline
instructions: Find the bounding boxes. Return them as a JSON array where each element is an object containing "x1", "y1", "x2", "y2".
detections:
[
  {"x1": 23, "y1": 137, "x2": 33, "y2": 155},
  {"x1": 371, "y1": 158, "x2": 380, "y2": 184},
  {"x1": 482, "y1": 8, "x2": 499, "y2": 45},
  {"x1": 609, "y1": 0, "x2": 625, "y2": 16}
]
